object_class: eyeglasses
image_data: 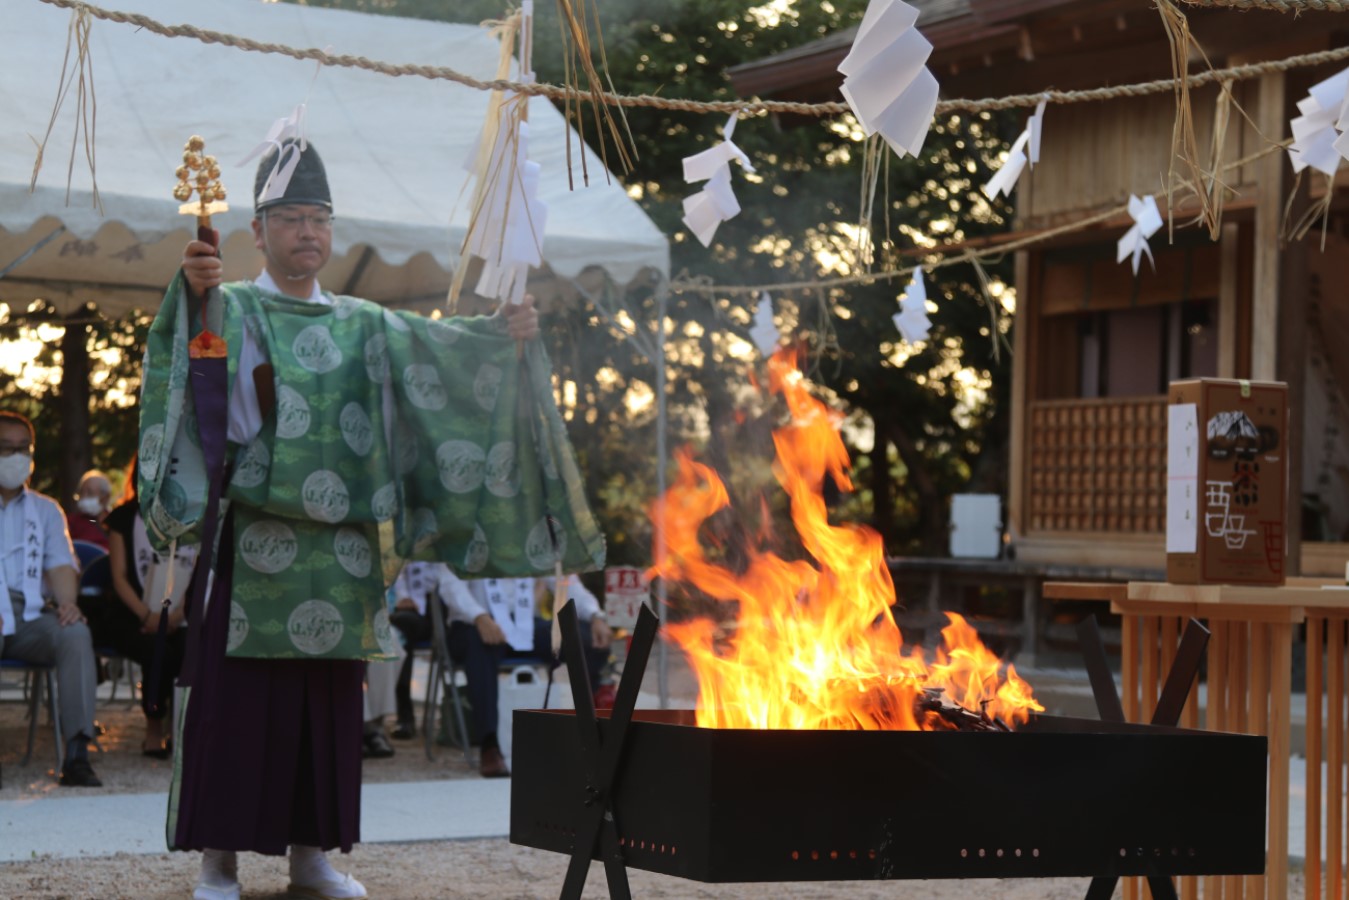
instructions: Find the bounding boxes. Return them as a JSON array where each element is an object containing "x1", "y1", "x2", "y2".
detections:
[
  {"x1": 0, "y1": 444, "x2": 32, "y2": 457},
  {"x1": 267, "y1": 211, "x2": 334, "y2": 230}
]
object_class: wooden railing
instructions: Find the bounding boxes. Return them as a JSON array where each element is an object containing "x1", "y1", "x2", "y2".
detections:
[{"x1": 1027, "y1": 396, "x2": 1168, "y2": 534}]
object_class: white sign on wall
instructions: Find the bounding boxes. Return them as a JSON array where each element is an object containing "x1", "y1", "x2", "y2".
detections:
[{"x1": 950, "y1": 494, "x2": 1002, "y2": 559}]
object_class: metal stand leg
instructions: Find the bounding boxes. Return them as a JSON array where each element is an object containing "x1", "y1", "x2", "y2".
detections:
[
  {"x1": 1078, "y1": 616, "x2": 1209, "y2": 900},
  {"x1": 557, "y1": 599, "x2": 659, "y2": 900}
]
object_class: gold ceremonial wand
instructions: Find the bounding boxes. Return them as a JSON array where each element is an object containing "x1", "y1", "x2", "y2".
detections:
[
  {"x1": 173, "y1": 135, "x2": 228, "y2": 358},
  {"x1": 148, "y1": 137, "x2": 231, "y2": 711}
]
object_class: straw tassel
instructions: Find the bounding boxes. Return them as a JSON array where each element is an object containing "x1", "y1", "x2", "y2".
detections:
[
  {"x1": 30, "y1": 5, "x2": 101, "y2": 212},
  {"x1": 1157, "y1": 0, "x2": 1221, "y2": 238}
]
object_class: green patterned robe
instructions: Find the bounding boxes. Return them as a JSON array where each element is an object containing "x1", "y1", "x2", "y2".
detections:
[{"x1": 138, "y1": 274, "x2": 605, "y2": 661}]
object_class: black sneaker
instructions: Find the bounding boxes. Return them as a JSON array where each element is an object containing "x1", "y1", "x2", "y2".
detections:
[
  {"x1": 391, "y1": 720, "x2": 415, "y2": 740},
  {"x1": 59, "y1": 758, "x2": 103, "y2": 787},
  {"x1": 362, "y1": 731, "x2": 395, "y2": 759}
]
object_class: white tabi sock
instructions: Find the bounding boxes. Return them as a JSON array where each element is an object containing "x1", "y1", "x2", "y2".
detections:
[
  {"x1": 193, "y1": 849, "x2": 240, "y2": 900},
  {"x1": 288, "y1": 845, "x2": 368, "y2": 900}
]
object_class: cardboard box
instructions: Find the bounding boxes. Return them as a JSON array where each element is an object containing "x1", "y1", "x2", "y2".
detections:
[{"x1": 1166, "y1": 379, "x2": 1288, "y2": 585}]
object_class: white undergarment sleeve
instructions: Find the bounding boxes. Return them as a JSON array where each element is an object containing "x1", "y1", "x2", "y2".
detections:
[{"x1": 225, "y1": 272, "x2": 329, "y2": 446}]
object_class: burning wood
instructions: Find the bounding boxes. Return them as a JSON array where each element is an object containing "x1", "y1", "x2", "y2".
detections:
[
  {"x1": 651, "y1": 351, "x2": 1042, "y2": 731},
  {"x1": 918, "y1": 686, "x2": 1011, "y2": 732}
]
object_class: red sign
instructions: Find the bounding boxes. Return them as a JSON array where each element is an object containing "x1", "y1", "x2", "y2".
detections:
[{"x1": 604, "y1": 566, "x2": 648, "y2": 629}]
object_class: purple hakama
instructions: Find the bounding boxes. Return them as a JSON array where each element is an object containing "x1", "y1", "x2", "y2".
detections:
[{"x1": 171, "y1": 516, "x2": 363, "y2": 856}]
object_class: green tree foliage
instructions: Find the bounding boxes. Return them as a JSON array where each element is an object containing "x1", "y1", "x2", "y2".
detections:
[
  {"x1": 0, "y1": 302, "x2": 149, "y2": 500},
  {"x1": 286, "y1": 0, "x2": 1018, "y2": 562},
  {"x1": 0, "y1": 0, "x2": 1016, "y2": 562}
]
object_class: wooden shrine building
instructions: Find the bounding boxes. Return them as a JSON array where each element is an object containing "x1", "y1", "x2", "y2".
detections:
[{"x1": 732, "y1": 0, "x2": 1349, "y2": 581}]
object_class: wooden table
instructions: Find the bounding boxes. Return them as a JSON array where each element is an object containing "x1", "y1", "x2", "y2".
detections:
[
  {"x1": 1295, "y1": 582, "x2": 1349, "y2": 900},
  {"x1": 1121, "y1": 581, "x2": 1321, "y2": 900}
]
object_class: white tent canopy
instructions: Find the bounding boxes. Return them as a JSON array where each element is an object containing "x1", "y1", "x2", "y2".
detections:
[{"x1": 0, "y1": 0, "x2": 669, "y2": 316}]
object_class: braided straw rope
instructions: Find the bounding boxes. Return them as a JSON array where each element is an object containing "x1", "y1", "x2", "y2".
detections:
[
  {"x1": 671, "y1": 138, "x2": 1292, "y2": 297},
  {"x1": 670, "y1": 204, "x2": 1129, "y2": 296},
  {"x1": 34, "y1": 0, "x2": 1349, "y2": 118},
  {"x1": 1180, "y1": 0, "x2": 1348, "y2": 10},
  {"x1": 30, "y1": 0, "x2": 1317, "y2": 301}
]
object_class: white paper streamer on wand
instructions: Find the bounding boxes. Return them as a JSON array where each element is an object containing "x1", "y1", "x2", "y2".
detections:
[
  {"x1": 893, "y1": 271, "x2": 932, "y2": 344},
  {"x1": 837, "y1": 0, "x2": 939, "y2": 159},
  {"x1": 748, "y1": 291, "x2": 780, "y2": 357},
  {"x1": 465, "y1": 117, "x2": 548, "y2": 305},
  {"x1": 982, "y1": 99, "x2": 1047, "y2": 199},
  {"x1": 1116, "y1": 194, "x2": 1163, "y2": 275},
  {"x1": 453, "y1": 7, "x2": 546, "y2": 308},
  {"x1": 681, "y1": 114, "x2": 755, "y2": 247}
]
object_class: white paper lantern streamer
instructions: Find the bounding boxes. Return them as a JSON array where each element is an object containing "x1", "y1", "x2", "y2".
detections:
[
  {"x1": 1288, "y1": 67, "x2": 1349, "y2": 177},
  {"x1": 1116, "y1": 194, "x2": 1163, "y2": 275},
  {"x1": 893, "y1": 271, "x2": 932, "y2": 344},
  {"x1": 681, "y1": 115, "x2": 755, "y2": 247},
  {"x1": 748, "y1": 291, "x2": 780, "y2": 357},
  {"x1": 837, "y1": 0, "x2": 939, "y2": 159},
  {"x1": 982, "y1": 99, "x2": 1046, "y2": 199}
]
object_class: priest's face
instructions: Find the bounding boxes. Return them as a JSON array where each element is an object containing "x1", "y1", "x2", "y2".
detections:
[{"x1": 254, "y1": 203, "x2": 333, "y2": 282}]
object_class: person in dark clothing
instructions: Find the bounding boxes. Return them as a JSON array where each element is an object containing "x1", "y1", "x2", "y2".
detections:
[{"x1": 102, "y1": 457, "x2": 190, "y2": 757}]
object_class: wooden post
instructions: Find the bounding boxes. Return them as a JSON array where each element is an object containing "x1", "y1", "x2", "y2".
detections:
[
  {"x1": 1277, "y1": 169, "x2": 1309, "y2": 576},
  {"x1": 1308, "y1": 615, "x2": 1324, "y2": 900},
  {"x1": 1224, "y1": 620, "x2": 1247, "y2": 900},
  {"x1": 1020, "y1": 575, "x2": 1038, "y2": 666},
  {"x1": 1206, "y1": 619, "x2": 1228, "y2": 900},
  {"x1": 1143, "y1": 616, "x2": 1160, "y2": 721},
  {"x1": 1008, "y1": 250, "x2": 1031, "y2": 543},
  {"x1": 1249, "y1": 622, "x2": 1271, "y2": 900},
  {"x1": 1217, "y1": 220, "x2": 1239, "y2": 379},
  {"x1": 1329, "y1": 622, "x2": 1343, "y2": 900},
  {"x1": 1267, "y1": 620, "x2": 1293, "y2": 900},
  {"x1": 1250, "y1": 70, "x2": 1285, "y2": 383}
]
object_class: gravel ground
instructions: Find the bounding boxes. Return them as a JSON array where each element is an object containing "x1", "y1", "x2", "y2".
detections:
[
  {"x1": 0, "y1": 697, "x2": 478, "y2": 801},
  {"x1": 0, "y1": 665, "x2": 1308, "y2": 899},
  {"x1": 0, "y1": 840, "x2": 1307, "y2": 900}
]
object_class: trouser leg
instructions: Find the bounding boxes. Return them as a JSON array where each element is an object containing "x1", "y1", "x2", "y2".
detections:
[
  {"x1": 389, "y1": 610, "x2": 428, "y2": 724},
  {"x1": 5, "y1": 608, "x2": 97, "y2": 742},
  {"x1": 394, "y1": 654, "x2": 415, "y2": 724},
  {"x1": 448, "y1": 621, "x2": 501, "y2": 739},
  {"x1": 362, "y1": 658, "x2": 400, "y2": 723}
]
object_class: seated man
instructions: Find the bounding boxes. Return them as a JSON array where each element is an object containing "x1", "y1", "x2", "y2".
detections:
[
  {"x1": 390, "y1": 563, "x2": 611, "y2": 777},
  {"x1": 0, "y1": 410, "x2": 102, "y2": 786}
]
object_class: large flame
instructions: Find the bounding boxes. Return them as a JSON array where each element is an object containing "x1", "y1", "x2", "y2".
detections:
[{"x1": 650, "y1": 350, "x2": 1042, "y2": 731}]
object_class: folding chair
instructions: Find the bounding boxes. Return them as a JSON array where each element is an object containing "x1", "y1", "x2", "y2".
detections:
[
  {"x1": 423, "y1": 590, "x2": 473, "y2": 764},
  {"x1": 0, "y1": 657, "x2": 63, "y2": 770}
]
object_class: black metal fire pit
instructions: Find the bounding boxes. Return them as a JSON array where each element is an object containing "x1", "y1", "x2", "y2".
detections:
[
  {"x1": 511, "y1": 604, "x2": 1267, "y2": 898},
  {"x1": 513, "y1": 707, "x2": 1265, "y2": 882}
]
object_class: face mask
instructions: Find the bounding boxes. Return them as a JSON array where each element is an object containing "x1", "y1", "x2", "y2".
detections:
[
  {"x1": 0, "y1": 454, "x2": 33, "y2": 491},
  {"x1": 77, "y1": 496, "x2": 104, "y2": 517}
]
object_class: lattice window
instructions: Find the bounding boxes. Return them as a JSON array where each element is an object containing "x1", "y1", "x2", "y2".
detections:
[{"x1": 1027, "y1": 397, "x2": 1167, "y2": 533}]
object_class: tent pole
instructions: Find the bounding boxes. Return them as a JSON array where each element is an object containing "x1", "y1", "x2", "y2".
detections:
[
  {"x1": 0, "y1": 226, "x2": 66, "y2": 280},
  {"x1": 567, "y1": 272, "x2": 669, "y2": 708},
  {"x1": 341, "y1": 246, "x2": 377, "y2": 296},
  {"x1": 654, "y1": 276, "x2": 668, "y2": 710}
]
